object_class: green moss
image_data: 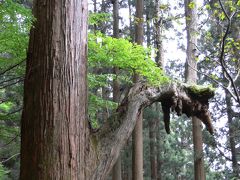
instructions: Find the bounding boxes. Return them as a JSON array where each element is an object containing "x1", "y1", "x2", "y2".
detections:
[
  {"x1": 91, "y1": 135, "x2": 98, "y2": 151},
  {"x1": 186, "y1": 84, "x2": 215, "y2": 99}
]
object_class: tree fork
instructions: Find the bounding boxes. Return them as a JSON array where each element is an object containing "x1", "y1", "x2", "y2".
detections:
[{"x1": 90, "y1": 82, "x2": 214, "y2": 179}]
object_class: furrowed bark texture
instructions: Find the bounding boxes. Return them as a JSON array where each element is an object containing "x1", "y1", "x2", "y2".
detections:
[
  {"x1": 20, "y1": 0, "x2": 88, "y2": 179},
  {"x1": 20, "y1": 1, "x2": 214, "y2": 179},
  {"x1": 91, "y1": 82, "x2": 214, "y2": 179}
]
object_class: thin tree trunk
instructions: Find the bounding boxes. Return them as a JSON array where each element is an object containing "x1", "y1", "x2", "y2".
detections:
[
  {"x1": 112, "y1": 0, "x2": 122, "y2": 179},
  {"x1": 93, "y1": 0, "x2": 97, "y2": 32},
  {"x1": 149, "y1": 116, "x2": 157, "y2": 180},
  {"x1": 146, "y1": 6, "x2": 158, "y2": 179},
  {"x1": 184, "y1": 0, "x2": 206, "y2": 180},
  {"x1": 153, "y1": 0, "x2": 164, "y2": 178},
  {"x1": 132, "y1": 111, "x2": 143, "y2": 180},
  {"x1": 225, "y1": 91, "x2": 239, "y2": 177},
  {"x1": 156, "y1": 106, "x2": 162, "y2": 180},
  {"x1": 128, "y1": 0, "x2": 134, "y2": 40},
  {"x1": 154, "y1": 0, "x2": 164, "y2": 67},
  {"x1": 20, "y1": 0, "x2": 88, "y2": 179},
  {"x1": 132, "y1": 0, "x2": 144, "y2": 179}
]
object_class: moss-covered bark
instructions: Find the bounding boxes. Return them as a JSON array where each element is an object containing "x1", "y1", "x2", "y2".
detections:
[{"x1": 90, "y1": 81, "x2": 214, "y2": 179}]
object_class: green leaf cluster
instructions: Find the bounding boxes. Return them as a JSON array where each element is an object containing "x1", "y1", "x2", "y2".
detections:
[
  {"x1": 89, "y1": 13, "x2": 111, "y2": 26},
  {"x1": 0, "y1": 163, "x2": 9, "y2": 180},
  {"x1": 0, "y1": 0, "x2": 33, "y2": 74},
  {"x1": 88, "y1": 33, "x2": 169, "y2": 86}
]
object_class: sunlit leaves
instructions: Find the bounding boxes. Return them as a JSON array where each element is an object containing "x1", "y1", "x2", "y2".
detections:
[
  {"x1": 88, "y1": 33, "x2": 169, "y2": 86},
  {"x1": 89, "y1": 13, "x2": 111, "y2": 26},
  {"x1": 188, "y1": 2, "x2": 195, "y2": 9}
]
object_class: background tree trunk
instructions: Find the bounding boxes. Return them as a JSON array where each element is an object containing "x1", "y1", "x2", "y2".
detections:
[
  {"x1": 112, "y1": 0, "x2": 122, "y2": 179},
  {"x1": 149, "y1": 115, "x2": 157, "y2": 180},
  {"x1": 225, "y1": 91, "x2": 239, "y2": 177},
  {"x1": 132, "y1": 0, "x2": 144, "y2": 179},
  {"x1": 20, "y1": 0, "x2": 88, "y2": 179},
  {"x1": 154, "y1": 0, "x2": 164, "y2": 68},
  {"x1": 184, "y1": 0, "x2": 205, "y2": 179}
]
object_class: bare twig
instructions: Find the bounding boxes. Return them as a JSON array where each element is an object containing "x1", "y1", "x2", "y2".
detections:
[
  {"x1": 0, "y1": 60, "x2": 25, "y2": 77},
  {"x1": 0, "y1": 78, "x2": 24, "y2": 89},
  {"x1": 0, "y1": 153, "x2": 20, "y2": 163},
  {"x1": 187, "y1": 62, "x2": 238, "y2": 102},
  {"x1": 216, "y1": 144, "x2": 240, "y2": 166},
  {"x1": 0, "y1": 76, "x2": 23, "y2": 85},
  {"x1": 7, "y1": 108, "x2": 23, "y2": 115},
  {"x1": 218, "y1": 0, "x2": 240, "y2": 104},
  {"x1": 0, "y1": 134, "x2": 19, "y2": 149}
]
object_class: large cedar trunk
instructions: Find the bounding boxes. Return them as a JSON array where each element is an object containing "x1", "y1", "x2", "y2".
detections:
[
  {"x1": 20, "y1": 0, "x2": 88, "y2": 179},
  {"x1": 20, "y1": 1, "x2": 214, "y2": 179},
  {"x1": 184, "y1": 0, "x2": 206, "y2": 179}
]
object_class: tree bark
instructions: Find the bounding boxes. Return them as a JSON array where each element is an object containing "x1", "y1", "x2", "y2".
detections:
[
  {"x1": 149, "y1": 116, "x2": 157, "y2": 180},
  {"x1": 225, "y1": 91, "x2": 239, "y2": 178},
  {"x1": 20, "y1": 0, "x2": 88, "y2": 179},
  {"x1": 132, "y1": 0, "x2": 144, "y2": 179},
  {"x1": 128, "y1": 0, "x2": 134, "y2": 40},
  {"x1": 20, "y1": 1, "x2": 214, "y2": 179},
  {"x1": 156, "y1": 105, "x2": 162, "y2": 180},
  {"x1": 112, "y1": 0, "x2": 122, "y2": 179},
  {"x1": 184, "y1": 0, "x2": 206, "y2": 179},
  {"x1": 90, "y1": 81, "x2": 214, "y2": 179},
  {"x1": 154, "y1": 0, "x2": 164, "y2": 67}
]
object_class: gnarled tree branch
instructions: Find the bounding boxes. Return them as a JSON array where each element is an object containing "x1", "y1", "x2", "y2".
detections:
[{"x1": 90, "y1": 81, "x2": 214, "y2": 179}]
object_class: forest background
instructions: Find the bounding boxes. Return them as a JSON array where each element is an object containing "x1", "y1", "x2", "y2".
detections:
[{"x1": 0, "y1": 0, "x2": 240, "y2": 179}]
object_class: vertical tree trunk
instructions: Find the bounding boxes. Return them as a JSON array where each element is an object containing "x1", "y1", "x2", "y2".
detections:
[
  {"x1": 132, "y1": 1, "x2": 144, "y2": 178},
  {"x1": 112, "y1": 0, "x2": 122, "y2": 179},
  {"x1": 93, "y1": 0, "x2": 97, "y2": 32},
  {"x1": 20, "y1": 0, "x2": 88, "y2": 179},
  {"x1": 153, "y1": 0, "x2": 164, "y2": 178},
  {"x1": 154, "y1": 0, "x2": 164, "y2": 67},
  {"x1": 128, "y1": 0, "x2": 134, "y2": 40},
  {"x1": 225, "y1": 91, "x2": 239, "y2": 178},
  {"x1": 146, "y1": 6, "x2": 158, "y2": 179},
  {"x1": 184, "y1": 1, "x2": 205, "y2": 180},
  {"x1": 156, "y1": 111, "x2": 162, "y2": 180},
  {"x1": 149, "y1": 117, "x2": 157, "y2": 180},
  {"x1": 132, "y1": 111, "x2": 143, "y2": 180}
]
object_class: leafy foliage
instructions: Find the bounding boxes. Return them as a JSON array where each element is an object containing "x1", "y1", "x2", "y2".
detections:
[
  {"x1": 88, "y1": 33, "x2": 169, "y2": 86},
  {"x1": 0, "y1": 0, "x2": 32, "y2": 179}
]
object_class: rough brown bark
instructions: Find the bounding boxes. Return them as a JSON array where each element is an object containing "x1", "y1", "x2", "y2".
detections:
[
  {"x1": 184, "y1": 0, "x2": 206, "y2": 179},
  {"x1": 20, "y1": 0, "x2": 88, "y2": 179},
  {"x1": 20, "y1": 1, "x2": 214, "y2": 179},
  {"x1": 90, "y1": 81, "x2": 214, "y2": 179}
]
